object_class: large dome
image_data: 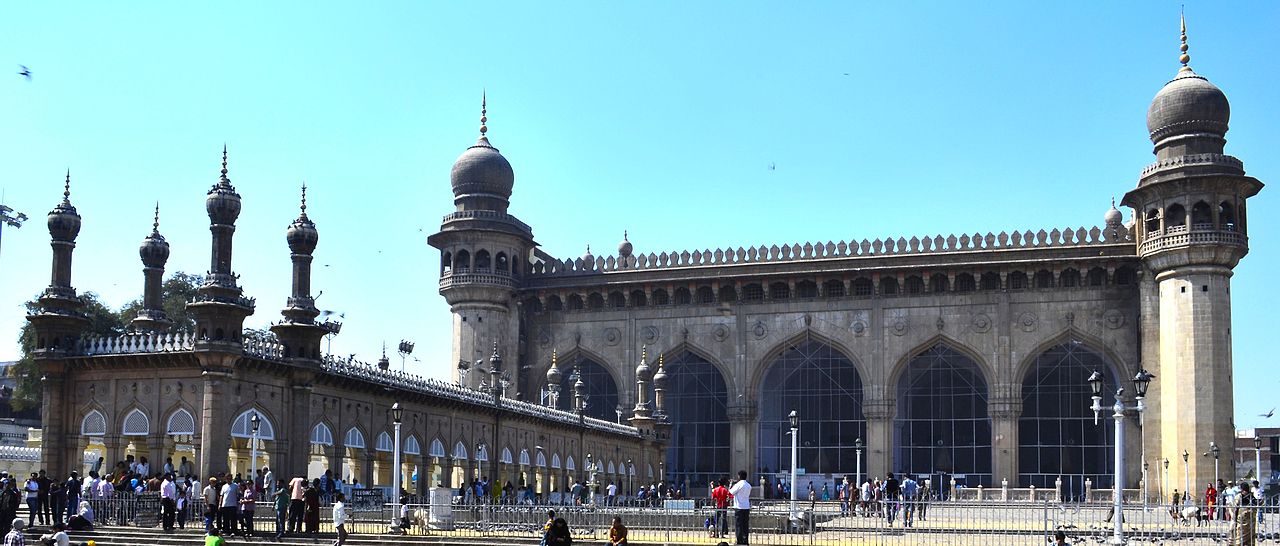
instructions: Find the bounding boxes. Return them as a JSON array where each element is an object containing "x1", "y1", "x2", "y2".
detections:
[
  {"x1": 449, "y1": 137, "x2": 514, "y2": 201},
  {"x1": 1146, "y1": 68, "x2": 1230, "y2": 145}
]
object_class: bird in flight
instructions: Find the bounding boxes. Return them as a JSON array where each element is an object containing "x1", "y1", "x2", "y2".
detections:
[
  {"x1": 18, "y1": 65, "x2": 31, "y2": 80},
  {"x1": 767, "y1": 162, "x2": 776, "y2": 171},
  {"x1": 1261, "y1": 407, "x2": 1275, "y2": 419}
]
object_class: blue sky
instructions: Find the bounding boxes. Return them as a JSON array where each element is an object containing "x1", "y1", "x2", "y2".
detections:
[{"x1": 1, "y1": 2, "x2": 1276, "y2": 429}]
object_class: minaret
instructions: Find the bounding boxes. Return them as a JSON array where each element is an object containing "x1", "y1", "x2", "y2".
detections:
[
  {"x1": 572, "y1": 360, "x2": 586, "y2": 416},
  {"x1": 1122, "y1": 15, "x2": 1263, "y2": 492},
  {"x1": 270, "y1": 184, "x2": 328, "y2": 363},
  {"x1": 130, "y1": 203, "x2": 172, "y2": 333},
  {"x1": 630, "y1": 346, "x2": 653, "y2": 422},
  {"x1": 488, "y1": 341, "x2": 503, "y2": 400},
  {"x1": 26, "y1": 171, "x2": 90, "y2": 352},
  {"x1": 544, "y1": 349, "x2": 562, "y2": 408},
  {"x1": 652, "y1": 353, "x2": 668, "y2": 422},
  {"x1": 428, "y1": 95, "x2": 536, "y2": 391},
  {"x1": 188, "y1": 146, "x2": 255, "y2": 344}
]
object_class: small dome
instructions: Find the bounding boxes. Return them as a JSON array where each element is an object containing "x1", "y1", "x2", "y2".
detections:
[
  {"x1": 1104, "y1": 200, "x2": 1123, "y2": 226},
  {"x1": 618, "y1": 232, "x2": 633, "y2": 257},
  {"x1": 140, "y1": 226, "x2": 170, "y2": 268},
  {"x1": 634, "y1": 346, "x2": 652, "y2": 381},
  {"x1": 581, "y1": 245, "x2": 595, "y2": 264},
  {"x1": 1146, "y1": 68, "x2": 1230, "y2": 146},
  {"x1": 450, "y1": 137, "x2": 514, "y2": 202},
  {"x1": 377, "y1": 354, "x2": 390, "y2": 370},
  {"x1": 286, "y1": 186, "x2": 318, "y2": 254},
  {"x1": 47, "y1": 173, "x2": 81, "y2": 242},
  {"x1": 546, "y1": 364, "x2": 562, "y2": 383},
  {"x1": 652, "y1": 357, "x2": 667, "y2": 387},
  {"x1": 207, "y1": 149, "x2": 242, "y2": 225}
]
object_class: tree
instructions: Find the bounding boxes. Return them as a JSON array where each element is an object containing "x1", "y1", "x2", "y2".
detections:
[{"x1": 9, "y1": 271, "x2": 203, "y2": 411}]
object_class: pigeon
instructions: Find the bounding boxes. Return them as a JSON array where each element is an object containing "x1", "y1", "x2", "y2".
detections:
[
  {"x1": 17, "y1": 65, "x2": 30, "y2": 80},
  {"x1": 1261, "y1": 407, "x2": 1275, "y2": 419},
  {"x1": 767, "y1": 162, "x2": 776, "y2": 171}
]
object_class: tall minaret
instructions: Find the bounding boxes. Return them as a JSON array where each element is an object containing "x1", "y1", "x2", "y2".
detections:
[
  {"x1": 428, "y1": 95, "x2": 536, "y2": 391},
  {"x1": 130, "y1": 204, "x2": 172, "y2": 333},
  {"x1": 271, "y1": 184, "x2": 328, "y2": 363},
  {"x1": 188, "y1": 146, "x2": 255, "y2": 344},
  {"x1": 26, "y1": 171, "x2": 89, "y2": 352},
  {"x1": 1122, "y1": 16, "x2": 1263, "y2": 491}
]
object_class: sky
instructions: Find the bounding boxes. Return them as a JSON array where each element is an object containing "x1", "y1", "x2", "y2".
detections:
[{"x1": 1, "y1": 2, "x2": 1277, "y2": 430}]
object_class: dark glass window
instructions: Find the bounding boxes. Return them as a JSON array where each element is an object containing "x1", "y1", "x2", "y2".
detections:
[
  {"x1": 1061, "y1": 269, "x2": 1080, "y2": 288},
  {"x1": 796, "y1": 281, "x2": 818, "y2": 298},
  {"x1": 556, "y1": 358, "x2": 620, "y2": 423},
  {"x1": 955, "y1": 274, "x2": 976, "y2": 292},
  {"x1": 881, "y1": 278, "x2": 899, "y2": 295},
  {"x1": 718, "y1": 285, "x2": 737, "y2": 303},
  {"x1": 652, "y1": 289, "x2": 670, "y2": 306},
  {"x1": 769, "y1": 282, "x2": 790, "y2": 299},
  {"x1": 1018, "y1": 342, "x2": 1119, "y2": 498},
  {"x1": 894, "y1": 344, "x2": 991, "y2": 487},
  {"x1": 905, "y1": 276, "x2": 924, "y2": 295},
  {"x1": 696, "y1": 286, "x2": 715, "y2": 304},
  {"x1": 758, "y1": 340, "x2": 865, "y2": 478},
  {"x1": 663, "y1": 351, "x2": 730, "y2": 490},
  {"x1": 674, "y1": 288, "x2": 692, "y2": 305},
  {"x1": 608, "y1": 291, "x2": 626, "y2": 308},
  {"x1": 980, "y1": 272, "x2": 1001, "y2": 290}
]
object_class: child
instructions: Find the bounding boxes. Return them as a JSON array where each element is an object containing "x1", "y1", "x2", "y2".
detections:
[{"x1": 332, "y1": 492, "x2": 348, "y2": 546}]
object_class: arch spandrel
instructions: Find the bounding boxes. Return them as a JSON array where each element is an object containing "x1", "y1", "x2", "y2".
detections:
[
  {"x1": 648, "y1": 340, "x2": 736, "y2": 397},
  {"x1": 746, "y1": 329, "x2": 866, "y2": 400},
  {"x1": 1011, "y1": 327, "x2": 1135, "y2": 388},
  {"x1": 885, "y1": 333, "x2": 995, "y2": 395}
]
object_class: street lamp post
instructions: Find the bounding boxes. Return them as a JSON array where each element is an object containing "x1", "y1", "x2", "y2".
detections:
[
  {"x1": 789, "y1": 410, "x2": 799, "y2": 523},
  {"x1": 1207, "y1": 441, "x2": 1220, "y2": 485},
  {"x1": 1142, "y1": 461, "x2": 1149, "y2": 507},
  {"x1": 391, "y1": 403, "x2": 403, "y2": 531},
  {"x1": 250, "y1": 412, "x2": 261, "y2": 484},
  {"x1": 1088, "y1": 367, "x2": 1154, "y2": 545},
  {"x1": 1254, "y1": 436, "x2": 1264, "y2": 484},
  {"x1": 1162, "y1": 458, "x2": 1169, "y2": 503},
  {"x1": 1182, "y1": 450, "x2": 1190, "y2": 500},
  {"x1": 854, "y1": 438, "x2": 863, "y2": 490}
]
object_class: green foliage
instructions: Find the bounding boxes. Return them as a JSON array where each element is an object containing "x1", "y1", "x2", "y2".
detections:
[{"x1": 9, "y1": 272, "x2": 203, "y2": 411}]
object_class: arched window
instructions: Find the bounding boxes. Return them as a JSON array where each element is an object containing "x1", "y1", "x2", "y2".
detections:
[
  {"x1": 535, "y1": 451, "x2": 547, "y2": 468},
  {"x1": 851, "y1": 278, "x2": 873, "y2": 297},
  {"x1": 718, "y1": 285, "x2": 737, "y2": 303},
  {"x1": 695, "y1": 286, "x2": 715, "y2": 304},
  {"x1": 741, "y1": 284, "x2": 764, "y2": 301},
  {"x1": 81, "y1": 410, "x2": 107, "y2": 437},
  {"x1": 905, "y1": 276, "x2": 924, "y2": 295},
  {"x1": 495, "y1": 252, "x2": 509, "y2": 274},
  {"x1": 631, "y1": 290, "x2": 647, "y2": 307},
  {"x1": 474, "y1": 250, "x2": 491, "y2": 271},
  {"x1": 1114, "y1": 267, "x2": 1135, "y2": 286},
  {"x1": 119, "y1": 409, "x2": 147, "y2": 436},
  {"x1": 674, "y1": 288, "x2": 692, "y2": 305},
  {"x1": 231, "y1": 409, "x2": 276, "y2": 440},
  {"x1": 1019, "y1": 342, "x2": 1120, "y2": 496},
  {"x1": 586, "y1": 293, "x2": 604, "y2": 310},
  {"x1": 547, "y1": 295, "x2": 564, "y2": 311},
  {"x1": 662, "y1": 351, "x2": 730, "y2": 490},
  {"x1": 759, "y1": 340, "x2": 864, "y2": 477},
  {"x1": 454, "y1": 250, "x2": 470, "y2": 272},
  {"x1": 1166, "y1": 203, "x2": 1186, "y2": 229},
  {"x1": 796, "y1": 280, "x2": 818, "y2": 298},
  {"x1": 1087, "y1": 268, "x2": 1107, "y2": 287},
  {"x1": 1191, "y1": 201, "x2": 1212, "y2": 227},
  {"x1": 826, "y1": 279, "x2": 848, "y2": 298},
  {"x1": 566, "y1": 456, "x2": 575, "y2": 472},
  {"x1": 452, "y1": 441, "x2": 468, "y2": 460},
  {"x1": 344, "y1": 427, "x2": 366, "y2": 449},
  {"x1": 551, "y1": 453, "x2": 561, "y2": 469},
  {"x1": 566, "y1": 295, "x2": 583, "y2": 310},
  {"x1": 429, "y1": 438, "x2": 447, "y2": 458},
  {"x1": 1060, "y1": 269, "x2": 1080, "y2": 288},
  {"x1": 475, "y1": 444, "x2": 489, "y2": 462},
  {"x1": 166, "y1": 408, "x2": 196, "y2": 436},
  {"x1": 980, "y1": 272, "x2": 1001, "y2": 290},
  {"x1": 518, "y1": 449, "x2": 530, "y2": 466},
  {"x1": 1008, "y1": 271, "x2": 1028, "y2": 290},
  {"x1": 376, "y1": 432, "x2": 394, "y2": 452},
  {"x1": 499, "y1": 447, "x2": 513, "y2": 464},
  {"x1": 441, "y1": 252, "x2": 452, "y2": 275},
  {"x1": 1219, "y1": 201, "x2": 1237, "y2": 231},
  {"x1": 895, "y1": 344, "x2": 992, "y2": 486},
  {"x1": 1034, "y1": 270, "x2": 1054, "y2": 289},
  {"x1": 557, "y1": 357, "x2": 620, "y2": 423},
  {"x1": 880, "y1": 277, "x2": 899, "y2": 296},
  {"x1": 1145, "y1": 209, "x2": 1160, "y2": 234},
  {"x1": 311, "y1": 423, "x2": 334, "y2": 446},
  {"x1": 608, "y1": 291, "x2": 626, "y2": 308},
  {"x1": 769, "y1": 282, "x2": 790, "y2": 299},
  {"x1": 404, "y1": 436, "x2": 421, "y2": 456},
  {"x1": 511, "y1": 257, "x2": 520, "y2": 277},
  {"x1": 652, "y1": 289, "x2": 670, "y2": 306},
  {"x1": 955, "y1": 273, "x2": 976, "y2": 292}
]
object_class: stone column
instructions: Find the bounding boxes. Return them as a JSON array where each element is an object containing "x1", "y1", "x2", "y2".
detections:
[
  {"x1": 863, "y1": 396, "x2": 895, "y2": 480},
  {"x1": 287, "y1": 381, "x2": 314, "y2": 479},
  {"x1": 726, "y1": 403, "x2": 757, "y2": 478},
  {"x1": 38, "y1": 372, "x2": 69, "y2": 477},
  {"x1": 988, "y1": 396, "x2": 1020, "y2": 484},
  {"x1": 198, "y1": 369, "x2": 233, "y2": 479},
  {"x1": 101, "y1": 434, "x2": 123, "y2": 473}
]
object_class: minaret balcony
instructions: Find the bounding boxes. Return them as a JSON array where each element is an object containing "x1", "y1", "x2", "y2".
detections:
[
  {"x1": 1139, "y1": 227, "x2": 1246, "y2": 256},
  {"x1": 439, "y1": 271, "x2": 516, "y2": 290}
]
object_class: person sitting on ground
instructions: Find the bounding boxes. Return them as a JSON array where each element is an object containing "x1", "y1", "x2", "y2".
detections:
[
  {"x1": 37, "y1": 522, "x2": 68, "y2": 546},
  {"x1": 66, "y1": 503, "x2": 92, "y2": 531},
  {"x1": 608, "y1": 516, "x2": 628, "y2": 546},
  {"x1": 546, "y1": 517, "x2": 572, "y2": 545},
  {"x1": 204, "y1": 527, "x2": 224, "y2": 546}
]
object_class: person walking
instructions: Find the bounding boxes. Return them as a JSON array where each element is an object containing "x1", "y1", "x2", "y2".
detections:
[
  {"x1": 711, "y1": 479, "x2": 730, "y2": 538},
  {"x1": 35, "y1": 471, "x2": 50, "y2": 527},
  {"x1": 728, "y1": 470, "x2": 752, "y2": 545},
  {"x1": 331, "y1": 492, "x2": 348, "y2": 546},
  {"x1": 22, "y1": 476, "x2": 38, "y2": 527},
  {"x1": 272, "y1": 479, "x2": 288, "y2": 541},
  {"x1": 61, "y1": 473, "x2": 79, "y2": 527},
  {"x1": 882, "y1": 473, "x2": 901, "y2": 526},
  {"x1": 900, "y1": 474, "x2": 918, "y2": 527}
]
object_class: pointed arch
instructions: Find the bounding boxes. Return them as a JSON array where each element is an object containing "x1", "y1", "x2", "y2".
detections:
[
  {"x1": 343, "y1": 427, "x2": 366, "y2": 449},
  {"x1": 887, "y1": 334, "x2": 994, "y2": 390},
  {"x1": 651, "y1": 340, "x2": 736, "y2": 395},
  {"x1": 892, "y1": 337, "x2": 992, "y2": 485},
  {"x1": 566, "y1": 455, "x2": 576, "y2": 471},
  {"x1": 607, "y1": 460, "x2": 617, "y2": 474},
  {"x1": 535, "y1": 451, "x2": 547, "y2": 468},
  {"x1": 519, "y1": 449, "x2": 531, "y2": 466},
  {"x1": 121, "y1": 408, "x2": 150, "y2": 436},
  {"x1": 551, "y1": 453, "x2": 562, "y2": 469},
  {"x1": 452, "y1": 441, "x2": 468, "y2": 460},
  {"x1": 81, "y1": 409, "x2": 107, "y2": 437},
  {"x1": 475, "y1": 444, "x2": 489, "y2": 462},
  {"x1": 553, "y1": 346, "x2": 622, "y2": 422},
  {"x1": 655, "y1": 343, "x2": 732, "y2": 487},
  {"x1": 1012, "y1": 328, "x2": 1132, "y2": 386},
  {"x1": 499, "y1": 447, "x2": 513, "y2": 464},
  {"x1": 428, "y1": 438, "x2": 447, "y2": 458},
  {"x1": 231, "y1": 408, "x2": 275, "y2": 440},
  {"x1": 165, "y1": 407, "x2": 196, "y2": 436},
  {"x1": 311, "y1": 423, "x2": 335, "y2": 446},
  {"x1": 376, "y1": 432, "x2": 394, "y2": 452},
  {"x1": 749, "y1": 329, "x2": 867, "y2": 396},
  {"x1": 404, "y1": 435, "x2": 421, "y2": 456}
]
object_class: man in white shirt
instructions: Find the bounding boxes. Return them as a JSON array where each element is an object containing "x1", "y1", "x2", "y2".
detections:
[
  {"x1": 728, "y1": 470, "x2": 752, "y2": 545},
  {"x1": 606, "y1": 482, "x2": 617, "y2": 506},
  {"x1": 160, "y1": 474, "x2": 177, "y2": 531},
  {"x1": 201, "y1": 478, "x2": 218, "y2": 533},
  {"x1": 219, "y1": 479, "x2": 239, "y2": 536},
  {"x1": 332, "y1": 491, "x2": 349, "y2": 546}
]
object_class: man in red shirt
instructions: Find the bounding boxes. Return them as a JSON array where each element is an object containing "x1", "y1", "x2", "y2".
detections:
[{"x1": 711, "y1": 479, "x2": 731, "y2": 538}]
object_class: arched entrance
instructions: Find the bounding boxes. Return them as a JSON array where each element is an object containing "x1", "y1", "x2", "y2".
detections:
[
  {"x1": 555, "y1": 356, "x2": 620, "y2": 422},
  {"x1": 661, "y1": 350, "x2": 729, "y2": 492},
  {"x1": 894, "y1": 343, "x2": 992, "y2": 487}
]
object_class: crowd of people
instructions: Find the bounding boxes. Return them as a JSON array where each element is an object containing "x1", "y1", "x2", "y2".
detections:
[{"x1": 1168, "y1": 478, "x2": 1268, "y2": 523}]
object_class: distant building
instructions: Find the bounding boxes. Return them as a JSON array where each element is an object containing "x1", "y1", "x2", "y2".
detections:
[{"x1": 1235, "y1": 428, "x2": 1278, "y2": 486}]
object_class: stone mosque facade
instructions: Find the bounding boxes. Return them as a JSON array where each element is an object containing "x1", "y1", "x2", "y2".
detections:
[{"x1": 430, "y1": 31, "x2": 1262, "y2": 496}]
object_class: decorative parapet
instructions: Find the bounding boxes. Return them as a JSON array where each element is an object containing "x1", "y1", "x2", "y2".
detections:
[
  {"x1": 440, "y1": 210, "x2": 532, "y2": 234},
  {"x1": 0, "y1": 446, "x2": 41, "y2": 462},
  {"x1": 242, "y1": 336, "x2": 286, "y2": 360},
  {"x1": 529, "y1": 225, "x2": 1133, "y2": 277},
  {"x1": 318, "y1": 356, "x2": 639, "y2": 437},
  {"x1": 439, "y1": 272, "x2": 517, "y2": 290},
  {"x1": 1140, "y1": 153, "x2": 1242, "y2": 177},
  {"x1": 1138, "y1": 228, "x2": 1245, "y2": 255},
  {"x1": 80, "y1": 331, "x2": 196, "y2": 355}
]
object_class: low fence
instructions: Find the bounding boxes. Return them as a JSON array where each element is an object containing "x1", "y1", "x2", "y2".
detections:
[{"x1": 77, "y1": 493, "x2": 1280, "y2": 545}]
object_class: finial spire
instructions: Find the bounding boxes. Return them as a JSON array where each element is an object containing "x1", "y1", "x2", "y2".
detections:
[
  {"x1": 220, "y1": 144, "x2": 229, "y2": 181},
  {"x1": 63, "y1": 169, "x2": 71, "y2": 202},
  {"x1": 623, "y1": 230, "x2": 628, "y2": 241},
  {"x1": 382, "y1": 341, "x2": 387, "y2": 358},
  {"x1": 153, "y1": 202, "x2": 160, "y2": 233},
  {"x1": 479, "y1": 91, "x2": 488, "y2": 140},
  {"x1": 641, "y1": 344, "x2": 647, "y2": 362},
  {"x1": 300, "y1": 182, "x2": 308, "y2": 217},
  {"x1": 1179, "y1": 8, "x2": 1191, "y2": 70},
  {"x1": 551, "y1": 348, "x2": 558, "y2": 368}
]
